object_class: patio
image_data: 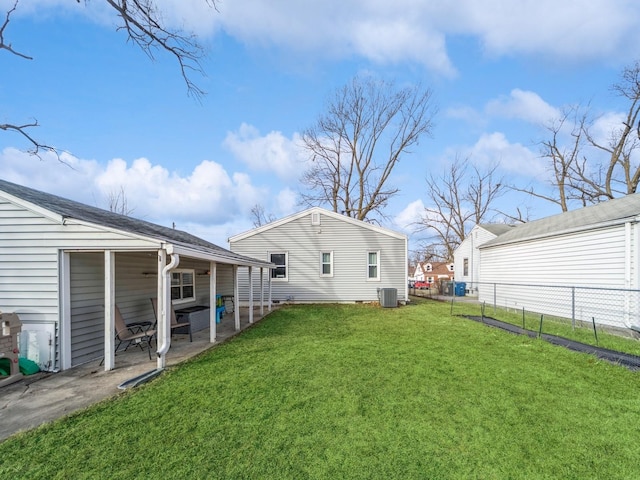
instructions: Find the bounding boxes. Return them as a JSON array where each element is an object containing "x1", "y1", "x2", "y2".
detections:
[{"x1": 0, "y1": 306, "x2": 276, "y2": 442}]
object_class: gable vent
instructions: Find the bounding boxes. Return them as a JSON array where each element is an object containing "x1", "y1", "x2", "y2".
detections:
[{"x1": 311, "y1": 212, "x2": 320, "y2": 225}]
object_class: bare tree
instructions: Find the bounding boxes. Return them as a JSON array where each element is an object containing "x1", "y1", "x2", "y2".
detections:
[
  {"x1": 300, "y1": 75, "x2": 436, "y2": 222},
  {"x1": 1, "y1": 0, "x2": 215, "y2": 158},
  {"x1": 510, "y1": 106, "x2": 588, "y2": 212},
  {"x1": 107, "y1": 186, "x2": 135, "y2": 215},
  {"x1": 521, "y1": 60, "x2": 640, "y2": 211},
  {"x1": 250, "y1": 204, "x2": 276, "y2": 227},
  {"x1": 417, "y1": 156, "x2": 508, "y2": 261}
]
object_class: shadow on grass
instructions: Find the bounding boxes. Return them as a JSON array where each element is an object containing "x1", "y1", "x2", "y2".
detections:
[{"x1": 463, "y1": 314, "x2": 640, "y2": 371}]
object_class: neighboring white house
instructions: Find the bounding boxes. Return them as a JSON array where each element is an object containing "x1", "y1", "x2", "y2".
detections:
[
  {"x1": 229, "y1": 207, "x2": 409, "y2": 305},
  {"x1": 453, "y1": 224, "x2": 515, "y2": 294},
  {"x1": 476, "y1": 194, "x2": 640, "y2": 329},
  {"x1": 0, "y1": 179, "x2": 273, "y2": 372}
]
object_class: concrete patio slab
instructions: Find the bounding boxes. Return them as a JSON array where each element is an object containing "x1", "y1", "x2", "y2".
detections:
[{"x1": 0, "y1": 307, "x2": 274, "y2": 442}]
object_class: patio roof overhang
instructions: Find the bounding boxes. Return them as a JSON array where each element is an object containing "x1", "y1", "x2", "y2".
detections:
[{"x1": 163, "y1": 242, "x2": 275, "y2": 270}]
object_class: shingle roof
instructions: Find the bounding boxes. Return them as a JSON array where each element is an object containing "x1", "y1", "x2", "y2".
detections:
[
  {"x1": 478, "y1": 223, "x2": 516, "y2": 236},
  {"x1": 481, "y1": 194, "x2": 640, "y2": 248},
  {"x1": 0, "y1": 178, "x2": 271, "y2": 267}
]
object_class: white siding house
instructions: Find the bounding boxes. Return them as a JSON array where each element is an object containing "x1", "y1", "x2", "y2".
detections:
[
  {"x1": 453, "y1": 224, "x2": 515, "y2": 294},
  {"x1": 0, "y1": 179, "x2": 272, "y2": 372},
  {"x1": 476, "y1": 194, "x2": 640, "y2": 329},
  {"x1": 229, "y1": 207, "x2": 409, "y2": 305}
]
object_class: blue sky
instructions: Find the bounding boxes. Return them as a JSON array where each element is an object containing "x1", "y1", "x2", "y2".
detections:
[{"x1": 2, "y1": 1, "x2": 640, "y2": 253}]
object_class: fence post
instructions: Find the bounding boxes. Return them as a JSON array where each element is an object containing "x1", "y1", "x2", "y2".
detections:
[
  {"x1": 571, "y1": 286, "x2": 576, "y2": 330},
  {"x1": 592, "y1": 317, "x2": 598, "y2": 345},
  {"x1": 538, "y1": 314, "x2": 544, "y2": 339},
  {"x1": 493, "y1": 283, "x2": 497, "y2": 315}
]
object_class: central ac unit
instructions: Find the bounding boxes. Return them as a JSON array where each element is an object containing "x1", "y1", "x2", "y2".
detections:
[{"x1": 378, "y1": 288, "x2": 398, "y2": 308}]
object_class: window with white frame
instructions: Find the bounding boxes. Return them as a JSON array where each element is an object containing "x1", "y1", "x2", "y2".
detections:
[
  {"x1": 270, "y1": 252, "x2": 288, "y2": 280},
  {"x1": 463, "y1": 258, "x2": 469, "y2": 276},
  {"x1": 320, "y1": 251, "x2": 333, "y2": 277},
  {"x1": 367, "y1": 251, "x2": 380, "y2": 280},
  {"x1": 171, "y1": 269, "x2": 195, "y2": 303}
]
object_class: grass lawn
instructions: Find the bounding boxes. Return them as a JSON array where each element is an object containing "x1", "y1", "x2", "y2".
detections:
[
  {"x1": 449, "y1": 298, "x2": 640, "y2": 357},
  {"x1": 2, "y1": 299, "x2": 640, "y2": 479}
]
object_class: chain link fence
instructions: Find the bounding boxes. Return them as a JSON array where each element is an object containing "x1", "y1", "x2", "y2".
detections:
[{"x1": 441, "y1": 281, "x2": 640, "y2": 335}]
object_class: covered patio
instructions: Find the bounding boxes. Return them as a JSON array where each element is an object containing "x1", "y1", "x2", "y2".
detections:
[
  {"x1": 94, "y1": 246, "x2": 275, "y2": 372},
  {"x1": 0, "y1": 179, "x2": 275, "y2": 374}
]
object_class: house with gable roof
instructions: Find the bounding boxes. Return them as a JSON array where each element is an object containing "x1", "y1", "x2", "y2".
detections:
[
  {"x1": 412, "y1": 261, "x2": 454, "y2": 289},
  {"x1": 0, "y1": 179, "x2": 273, "y2": 372},
  {"x1": 476, "y1": 194, "x2": 640, "y2": 329},
  {"x1": 229, "y1": 207, "x2": 409, "y2": 305},
  {"x1": 453, "y1": 223, "x2": 515, "y2": 294}
]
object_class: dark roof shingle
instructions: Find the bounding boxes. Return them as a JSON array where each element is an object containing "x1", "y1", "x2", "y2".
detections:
[{"x1": 0, "y1": 178, "x2": 269, "y2": 266}]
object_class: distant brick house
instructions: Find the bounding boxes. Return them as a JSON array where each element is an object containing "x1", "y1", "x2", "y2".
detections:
[{"x1": 412, "y1": 261, "x2": 454, "y2": 287}]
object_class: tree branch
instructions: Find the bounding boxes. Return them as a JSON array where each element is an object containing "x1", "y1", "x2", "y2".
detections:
[
  {"x1": 103, "y1": 0, "x2": 213, "y2": 99},
  {"x1": 0, "y1": 0, "x2": 32, "y2": 59},
  {"x1": 0, "y1": 121, "x2": 67, "y2": 161}
]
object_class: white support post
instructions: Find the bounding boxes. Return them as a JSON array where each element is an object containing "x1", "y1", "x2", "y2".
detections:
[
  {"x1": 268, "y1": 274, "x2": 272, "y2": 312},
  {"x1": 103, "y1": 250, "x2": 115, "y2": 371},
  {"x1": 59, "y1": 251, "x2": 72, "y2": 371},
  {"x1": 210, "y1": 261, "x2": 217, "y2": 343},
  {"x1": 260, "y1": 267, "x2": 264, "y2": 316},
  {"x1": 248, "y1": 266, "x2": 254, "y2": 324},
  {"x1": 234, "y1": 265, "x2": 240, "y2": 331}
]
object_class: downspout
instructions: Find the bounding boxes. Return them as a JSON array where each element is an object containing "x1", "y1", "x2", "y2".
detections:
[{"x1": 156, "y1": 252, "x2": 180, "y2": 360}]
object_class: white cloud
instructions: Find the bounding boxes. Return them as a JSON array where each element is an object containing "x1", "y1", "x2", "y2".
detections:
[
  {"x1": 453, "y1": 0, "x2": 639, "y2": 63},
  {"x1": 214, "y1": 0, "x2": 640, "y2": 70},
  {"x1": 0, "y1": 148, "x2": 272, "y2": 244},
  {"x1": 393, "y1": 199, "x2": 425, "y2": 233},
  {"x1": 589, "y1": 111, "x2": 626, "y2": 144},
  {"x1": 486, "y1": 89, "x2": 560, "y2": 125},
  {"x1": 223, "y1": 123, "x2": 307, "y2": 181},
  {"x1": 465, "y1": 132, "x2": 545, "y2": 179},
  {"x1": 0, "y1": 148, "x2": 103, "y2": 205},
  {"x1": 18, "y1": 0, "x2": 640, "y2": 74},
  {"x1": 274, "y1": 188, "x2": 298, "y2": 217}
]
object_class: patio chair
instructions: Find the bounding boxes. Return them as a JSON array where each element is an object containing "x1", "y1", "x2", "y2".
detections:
[
  {"x1": 150, "y1": 297, "x2": 193, "y2": 342},
  {"x1": 116, "y1": 305, "x2": 156, "y2": 357},
  {"x1": 101, "y1": 305, "x2": 156, "y2": 364}
]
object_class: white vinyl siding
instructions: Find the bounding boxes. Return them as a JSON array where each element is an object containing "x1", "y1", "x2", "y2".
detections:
[
  {"x1": 231, "y1": 209, "x2": 407, "y2": 304},
  {"x1": 479, "y1": 226, "x2": 626, "y2": 287},
  {"x1": 454, "y1": 225, "x2": 500, "y2": 285},
  {"x1": 0, "y1": 198, "x2": 163, "y2": 371},
  {"x1": 477, "y1": 224, "x2": 633, "y2": 328},
  {"x1": 70, "y1": 253, "x2": 104, "y2": 366}
]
